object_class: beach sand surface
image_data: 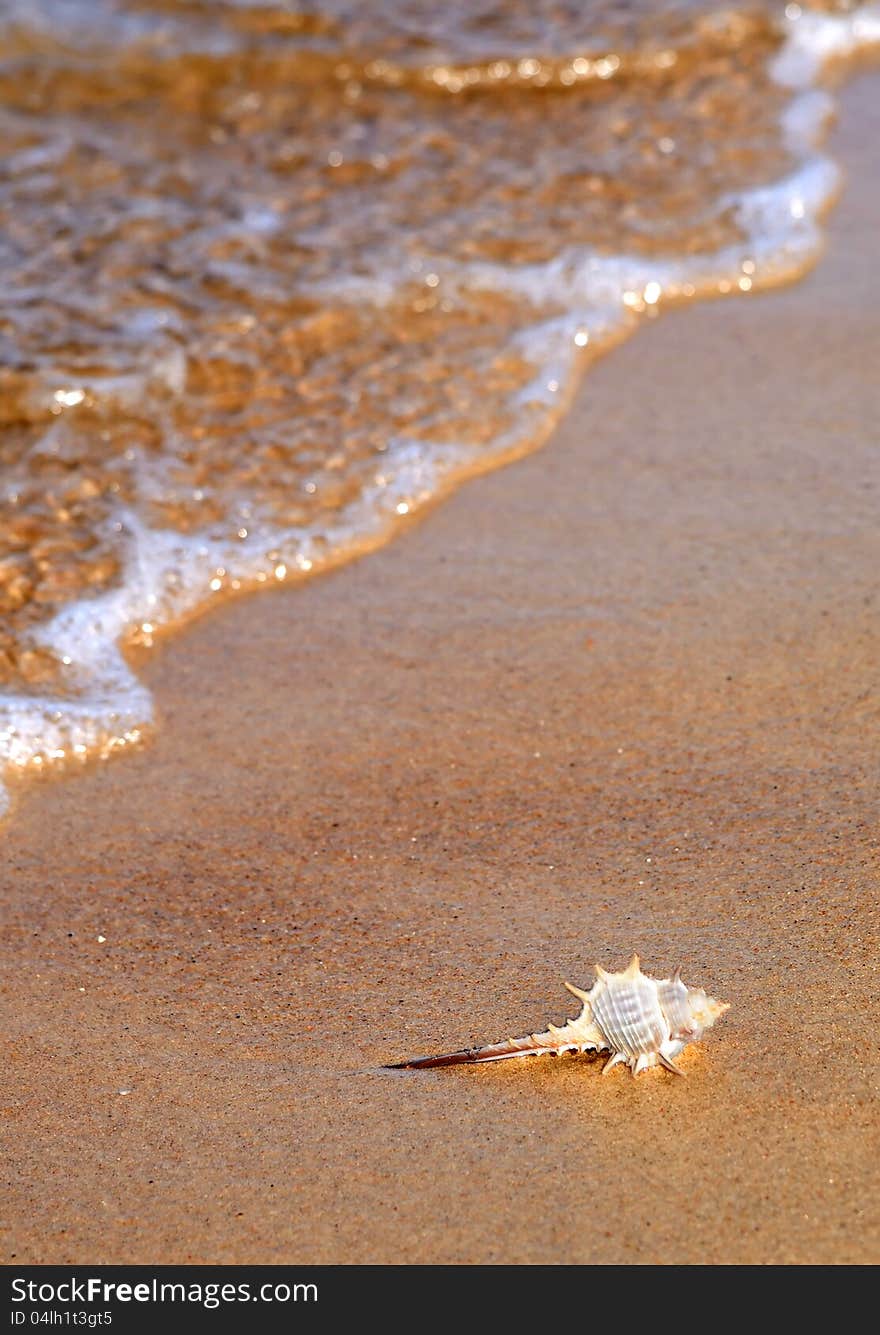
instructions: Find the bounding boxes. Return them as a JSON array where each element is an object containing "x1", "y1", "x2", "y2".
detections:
[{"x1": 2, "y1": 77, "x2": 879, "y2": 1265}]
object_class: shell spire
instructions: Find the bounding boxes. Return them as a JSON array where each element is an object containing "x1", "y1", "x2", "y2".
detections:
[
  {"x1": 387, "y1": 957, "x2": 729, "y2": 1076},
  {"x1": 386, "y1": 984, "x2": 605, "y2": 1069}
]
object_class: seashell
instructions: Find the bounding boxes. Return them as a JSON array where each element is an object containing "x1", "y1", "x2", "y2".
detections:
[{"x1": 387, "y1": 955, "x2": 728, "y2": 1076}]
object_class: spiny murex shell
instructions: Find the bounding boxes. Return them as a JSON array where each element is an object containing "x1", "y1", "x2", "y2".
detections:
[{"x1": 388, "y1": 956, "x2": 729, "y2": 1076}]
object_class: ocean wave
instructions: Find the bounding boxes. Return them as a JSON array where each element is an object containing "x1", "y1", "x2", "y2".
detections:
[{"x1": 0, "y1": 1, "x2": 878, "y2": 816}]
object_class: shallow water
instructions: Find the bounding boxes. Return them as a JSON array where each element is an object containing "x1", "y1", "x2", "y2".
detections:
[{"x1": 0, "y1": 0, "x2": 878, "y2": 812}]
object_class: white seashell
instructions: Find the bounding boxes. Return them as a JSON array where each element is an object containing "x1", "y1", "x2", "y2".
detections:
[{"x1": 388, "y1": 955, "x2": 729, "y2": 1077}]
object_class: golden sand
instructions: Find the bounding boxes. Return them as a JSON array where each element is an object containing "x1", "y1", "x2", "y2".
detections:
[{"x1": 2, "y1": 75, "x2": 879, "y2": 1265}]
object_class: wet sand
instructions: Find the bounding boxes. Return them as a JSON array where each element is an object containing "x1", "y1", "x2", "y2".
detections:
[{"x1": 3, "y1": 75, "x2": 879, "y2": 1265}]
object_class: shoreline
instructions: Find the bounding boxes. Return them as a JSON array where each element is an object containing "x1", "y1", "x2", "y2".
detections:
[
  {"x1": 4, "y1": 9, "x2": 878, "y2": 817},
  {"x1": 2, "y1": 74, "x2": 879, "y2": 1264}
]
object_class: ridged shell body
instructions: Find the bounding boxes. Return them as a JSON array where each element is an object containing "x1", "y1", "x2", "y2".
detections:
[{"x1": 389, "y1": 955, "x2": 728, "y2": 1076}]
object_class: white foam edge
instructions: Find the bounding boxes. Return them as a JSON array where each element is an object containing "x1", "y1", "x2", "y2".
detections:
[
  {"x1": 773, "y1": 3, "x2": 880, "y2": 88},
  {"x1": 0, "y1": 442, "x2": 467, "y2": 813}
]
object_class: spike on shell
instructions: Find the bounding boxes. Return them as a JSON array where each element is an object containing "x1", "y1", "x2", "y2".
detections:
[{"x1": 387, "y1": 957, "x2": 728, "y2": 1077}]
